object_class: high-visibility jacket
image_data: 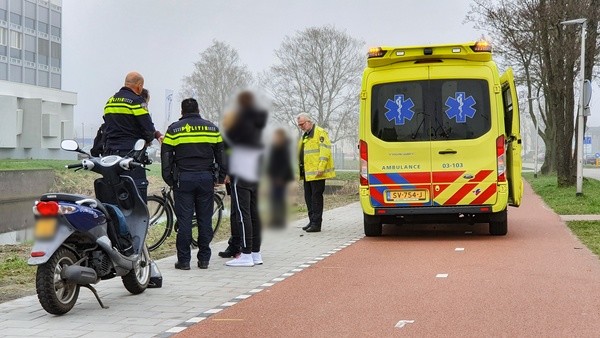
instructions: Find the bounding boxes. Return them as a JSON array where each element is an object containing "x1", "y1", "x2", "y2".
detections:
[
  {"x1": 161, "y1": 113, "x2": 225, "y2": 187},
  {"x1": 298, "y1": 125, "x2": 335, "y2": 181},
  {"x1": 103, "y1": 87, "x2": 158, "y2": 151}
]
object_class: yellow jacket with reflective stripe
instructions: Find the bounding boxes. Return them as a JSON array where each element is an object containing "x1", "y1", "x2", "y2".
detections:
[{"x1": 298, "y1": 125, "x2": 335, "y2": 181}]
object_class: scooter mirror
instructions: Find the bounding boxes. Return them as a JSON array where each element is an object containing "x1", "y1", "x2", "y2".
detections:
[
  {"x1": 61, "y1": 139, "x2": 79, "y2": 151},
  {"x1": 133, "y1": 139, "x2": 146, "y2": 151}
]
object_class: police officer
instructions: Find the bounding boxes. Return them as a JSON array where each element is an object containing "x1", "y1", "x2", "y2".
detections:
[
  {"x1": 103, "y1": 72, "x2": 162, "y2": 201},
  {"x1": 161, "y1": 98, "x2": 226, "y2": 270},
  {"x1": 297, "y1": 113, "x2": 335, "y2": 233}
]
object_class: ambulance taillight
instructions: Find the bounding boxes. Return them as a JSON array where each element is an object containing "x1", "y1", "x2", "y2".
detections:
[
  {"x1": 496, "y1": 135, "x2": 506, "y2": 182},
  {"x1": 360, "y1": 140, "x2": 368, "y2": 185}
]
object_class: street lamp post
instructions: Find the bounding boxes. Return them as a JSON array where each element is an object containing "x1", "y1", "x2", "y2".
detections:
[{"x1": 561, "y1": 18, "x2": 587, "y2": 196}]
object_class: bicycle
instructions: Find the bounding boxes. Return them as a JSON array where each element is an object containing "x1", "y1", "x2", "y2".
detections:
[{"x1": 146, "y1": 186, "x2": 226, "y2": 251}]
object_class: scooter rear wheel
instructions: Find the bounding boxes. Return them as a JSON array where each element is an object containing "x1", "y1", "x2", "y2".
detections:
[
  {"x1": 122, "y1": 245, "x2": 151, "y2": 294},
  {"x1": 35, "y1": 247, "x2": 80, "y2": 315}
]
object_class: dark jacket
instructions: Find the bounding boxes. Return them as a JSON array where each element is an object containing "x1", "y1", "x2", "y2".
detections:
[
  {"x1": 103, "y1": 87, "x2": 159, "y2": 151},
  {"x1": 161, "y1": 113, "x2": 225, "y2": 187},
  {"x1": 90, "y1": 123, "x2": 106, "y2": 157},
  {"x1": 225, "y1": 106, "x2": 268, "y2": 148},
  {"x1": 267, "y1": 140, "x2": 294, "y2": 183}
]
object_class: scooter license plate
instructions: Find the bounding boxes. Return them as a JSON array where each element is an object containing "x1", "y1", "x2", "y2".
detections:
[{"x1": 34, "y1": 218, "x2": 57, "y2": 238}]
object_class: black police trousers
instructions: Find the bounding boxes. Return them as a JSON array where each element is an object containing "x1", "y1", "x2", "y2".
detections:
[
  {"x1": 303, "y1": 179, "x2": 326, "y2": 227},
  {"x1": 173, "y1": 171, "x2": 214, "y2": 263}
]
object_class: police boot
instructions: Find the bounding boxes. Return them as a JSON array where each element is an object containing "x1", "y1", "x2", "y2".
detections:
[
  {"x1": 305, "y1": 224, "x2": 321, "y2": 233},
  {"x1": 302, "y1": 223, "x2": 312, "y2": 231},
  {"x1": 218, "y1": 245, "x2": 241, "y2": 258}
]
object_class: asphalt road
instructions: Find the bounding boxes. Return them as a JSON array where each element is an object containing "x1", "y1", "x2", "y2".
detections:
[{"x1": 178, "y1": 182, "x2": 600, "y2": 337}]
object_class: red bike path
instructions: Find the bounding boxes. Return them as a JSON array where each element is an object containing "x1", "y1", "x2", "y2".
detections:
[{"x1": 177, "y1": 183, "x2": 600, "y2": 337}]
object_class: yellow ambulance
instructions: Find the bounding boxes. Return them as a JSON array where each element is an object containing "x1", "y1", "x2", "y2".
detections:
[{"x1": 359, "y1": 40, "x2": 523, "y2": 236}]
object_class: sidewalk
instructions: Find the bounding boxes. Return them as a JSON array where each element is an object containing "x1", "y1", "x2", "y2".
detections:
[{"x1": 0, "y1": 203, "x2": 363, "y2": 338}]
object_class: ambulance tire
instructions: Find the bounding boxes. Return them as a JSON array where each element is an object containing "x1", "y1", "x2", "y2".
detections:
[
  {"x1": 364, "y1": 214, "x2": 382, "y2": 237},
  {"x1": 489, "y1": 211, "x2": 508, "y2": 236}
]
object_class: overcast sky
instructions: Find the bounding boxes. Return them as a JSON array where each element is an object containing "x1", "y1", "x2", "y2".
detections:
[{"x1": 61, "y1": 0, "x2": 600, "y2": 137}]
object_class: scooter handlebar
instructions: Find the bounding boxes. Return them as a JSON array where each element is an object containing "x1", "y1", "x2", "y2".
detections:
[{"x1": 66, "y1": 163, "x2": 83, "y2": 169}]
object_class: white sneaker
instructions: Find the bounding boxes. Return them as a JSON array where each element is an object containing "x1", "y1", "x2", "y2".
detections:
[
  {"x1": 252, "y1": 252, "x2": 263, "y2": 265},
  {"x1": 226, "y1": 253, "x2": 254, "y2": 267}
]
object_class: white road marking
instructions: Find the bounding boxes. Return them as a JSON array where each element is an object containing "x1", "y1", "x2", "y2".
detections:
[
  {"x1": 221, "y1": 302, "x2": 237, "y2": 307},
  {"x1": 455, "y1": 248, "x2": 465, "y2": 251},
  {"x1": 166, "y1": 326, "x2": 187, "y2": 333},
  {"x1": 186, "y1": 317, "x2": 206, "y2": 323},
  {"x1": 272, "y1": 277, "x2": 286, "y2": 282},
  {"x1": 235, "y1": 294, "x2": 252, "y2": 299},
  {"x1": 292, "y1": 268, "x2": 303, "y2": 272},
  {"x1": 436, "y1": 273, "x2": 449, "y2": 278},
  {"x1": 204, "y1": 308, "x2": 223, "y2": 314},
  {"x1": 261, "y1": 282, "x2": 275, "y2": 287},
  {"x1": 282, "y1": 272, "x2": 295, "y2": 277},
  {"x1": 299, "y1": 264, "x2": 310, "y2": 268},
  {"x1": 315, "y1": 257, "x2": 325, "y2": 260},
  {"x1": 249, "y1": 289, "x2": 263, "y2": 293},
  {"x1": 395, "y1": 320, "x2": 415, "y2": 328}
]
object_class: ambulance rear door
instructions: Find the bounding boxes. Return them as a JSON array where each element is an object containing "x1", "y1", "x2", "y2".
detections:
[
  {"x1": 428, "y1": 65, "x2": 499, "y2": 207},
  {"x1": 500, "y1": 68, "x2": 523, "y2": 206},
  {"x1": 367, "y1": 67, "x2": 433, "y2": 208}
]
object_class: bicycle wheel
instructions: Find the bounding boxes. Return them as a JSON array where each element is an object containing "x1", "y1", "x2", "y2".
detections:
[
  {"x1": 146, "y1": 195, "x2": 173, "y2": 251},
  {"x1": 191, "y1": 194, "x2": 224, "y2": 247}
]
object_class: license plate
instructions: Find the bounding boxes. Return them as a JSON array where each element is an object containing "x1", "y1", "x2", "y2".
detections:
[
  {"x1": 34, "y1": 218, "x2": 57, "y2": 238},
  {"x1": 385, "y1": 190, "x2": 428, "y2": 203}
]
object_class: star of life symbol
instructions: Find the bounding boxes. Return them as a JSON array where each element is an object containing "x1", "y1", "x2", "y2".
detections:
[
  {"x1": 445, "y1": 92, "x2": 476, "y2": 123},
  {"x1": 384, "y1": 94, "x2": 415, "y2": 126}
]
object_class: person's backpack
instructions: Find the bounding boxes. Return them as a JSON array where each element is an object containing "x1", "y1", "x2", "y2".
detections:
[{"x1": 104, "y1": 203, "x2": 133, "y2": 255}]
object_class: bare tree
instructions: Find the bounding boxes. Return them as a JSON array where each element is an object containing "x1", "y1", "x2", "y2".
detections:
[
  {"x1": 180, "y1": 40, "x2": 253, "y2": 122},
  {"x1": 468, "y1": 0, "x2": 600, "y2": 186},
  {"x1": 261, "y1": 26, "x2": 364, "y2": 143}
]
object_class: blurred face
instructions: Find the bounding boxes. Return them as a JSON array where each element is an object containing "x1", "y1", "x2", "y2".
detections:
[{"x1": 297, "y1": 117, "x2": 312, "y2": 132}]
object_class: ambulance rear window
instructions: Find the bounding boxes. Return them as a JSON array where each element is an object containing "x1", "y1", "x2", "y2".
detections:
[{"x1": 371, "y1": 79, "x2": 491, "y2": 142}]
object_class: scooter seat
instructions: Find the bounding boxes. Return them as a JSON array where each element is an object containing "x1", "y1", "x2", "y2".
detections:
[{"x1": 40, "y1": 193, "x2": 111, "y2": 219}]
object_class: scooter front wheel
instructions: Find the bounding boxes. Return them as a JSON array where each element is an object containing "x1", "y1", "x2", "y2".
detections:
[
  {"x1": 122, "y1": 245, "x2": 151, "y2": 294},
  {"x1": 35, "y1": 247, "x2": 80, "y2": 315}
]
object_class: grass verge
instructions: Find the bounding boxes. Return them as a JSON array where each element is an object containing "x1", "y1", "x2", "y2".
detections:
[
  {"x1": 523, "y1": 172, "x2": 600, "y2": 214},
  {"x1": 524, "y1": 172, "x2": 600, "y2": 258}
]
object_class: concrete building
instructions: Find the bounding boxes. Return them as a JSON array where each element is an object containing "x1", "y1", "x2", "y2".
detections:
[{"x1": 0, "y1": 0, "x2": 76, "y2": 160}]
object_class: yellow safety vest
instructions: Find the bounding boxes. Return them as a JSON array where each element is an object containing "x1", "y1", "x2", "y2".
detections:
[{"x1": 298, "y1": 125, "x2": 336, "y2": 181}]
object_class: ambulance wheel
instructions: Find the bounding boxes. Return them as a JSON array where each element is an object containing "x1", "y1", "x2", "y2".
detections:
[
  {"x1": 364, "y1": 214, "x2": 382, "y2": 237},
  {"x1": 489, "y1": 211, "x2": 508, "y2": 236}
]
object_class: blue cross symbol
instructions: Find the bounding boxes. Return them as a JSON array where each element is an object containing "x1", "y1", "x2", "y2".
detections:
[
  {"x1": 445, "y1": 92, "x2": 476, "y2": 123},
  {"x1": 384, "y1": 94, "x2": 415, "y2": 126}
]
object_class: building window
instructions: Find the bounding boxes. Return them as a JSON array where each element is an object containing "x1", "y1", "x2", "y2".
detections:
[
  {"x1": 50, "y1": 25, "x2": 60, "y2": 37},
  {"x1": 24, "y1": 17, "x2": 35, "y2": 30},
  {"x1": 0, "y1": 27, "x2": 6, "y2": 46},
  {"x1": 24, "y1": 66, "x2": 35, "y2": 84},
  {"x1": 37, "y1": 37, "x2": 48, "y2": 64},
  {"x1": 51, "y1": 72, "x2": 59, "y2": 89},
  {"x1": 38, "y1": 22, "x2": 48, "y2": 33},
  {"x1": 9, "y1": 64, "x2": 21, "y2": 82},
  {"x1": 10, "y1": 30, "x2": 22, "y2": 49},
  {"x1": 0, "y1": 9, "x2": 6, "y2": 22},
  {"x1": 9, "y1": 12, "x2": 21, "y2": 25},
  {"x1": 38, "y1": 69, "x2": 48, "y2": 86},
  {"x1": 10, "y1": 47, "x2": 20, "y2": 58},
  {"x1": 0, "y1": 62, "x2": 7, "y2": 80},
  {"x1": 50, "y1": 41, "x2": 59, "y2": 67},
  {"x1": 50, "y1": 10, "x2": 60, "y2": 26}
]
